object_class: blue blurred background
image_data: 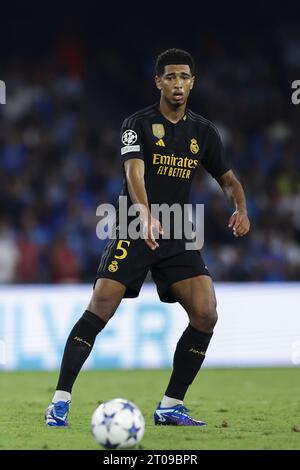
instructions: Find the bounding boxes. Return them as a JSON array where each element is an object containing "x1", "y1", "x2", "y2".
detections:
[{"x1": 0, "y1": 2, "x2": 299, "y2": 284}]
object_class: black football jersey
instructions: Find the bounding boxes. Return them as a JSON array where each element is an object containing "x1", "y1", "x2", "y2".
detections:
[{"x1": 119, "y1": 103, "x2": 230, "y2": 208}]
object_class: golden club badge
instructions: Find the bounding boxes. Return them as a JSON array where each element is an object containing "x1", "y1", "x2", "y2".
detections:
[
  {"x1": 190, "y1": 138, "x2": 199, "y2": 154},
  {"x1": 108, "y1": 260, "x2": 118, "y2": 272},
  {"x1": 152, "y1": 124, "x2": 165, "y2": 139}
]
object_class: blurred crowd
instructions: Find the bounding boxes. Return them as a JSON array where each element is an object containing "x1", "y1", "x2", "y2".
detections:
[{"x1": 0, "y1": 27, "x2": 300, "y2": 283}]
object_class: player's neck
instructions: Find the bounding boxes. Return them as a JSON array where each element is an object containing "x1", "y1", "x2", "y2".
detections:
[{"x1": 159, "y1": 99, "x2": 186, "y2": 124}]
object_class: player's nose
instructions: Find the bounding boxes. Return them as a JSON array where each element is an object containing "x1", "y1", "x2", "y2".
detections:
[
  {"x1": 174, "y1": 78, "x2": 183, "y2": 89},
  {"x1": 174, "y1": 81, "x2": 182, "y2": 90}
]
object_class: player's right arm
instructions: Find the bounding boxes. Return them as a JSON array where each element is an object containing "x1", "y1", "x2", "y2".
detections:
[
  {"x1": 120, "y1": 119, "x2": 163, "y2": 250},
  {"x1": 124, "y1": 158, "x2": 163, "y2": 250}
]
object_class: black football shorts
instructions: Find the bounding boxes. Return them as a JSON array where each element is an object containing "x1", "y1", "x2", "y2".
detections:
[{"x1": 95, "y1": 237, "x2": 210, "y2": 303}]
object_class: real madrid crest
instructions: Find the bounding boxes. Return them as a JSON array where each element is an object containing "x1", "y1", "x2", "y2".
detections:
[
  {"x1": 152, "y1": 124, "x2": 165, "y2": 139},
  {"x1": 190, "y1": 138, "x2": 199, "y2": 154},
  {"x1": 108, "y1": 260, "x2": 119, "y2": 272}
]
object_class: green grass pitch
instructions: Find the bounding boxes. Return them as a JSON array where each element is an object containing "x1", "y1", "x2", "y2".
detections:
[{"x1": 1, "y1": 368, "x2": 299, "y2": 450}]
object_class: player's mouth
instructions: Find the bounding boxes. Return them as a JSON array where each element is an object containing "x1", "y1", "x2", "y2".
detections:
[{"x1": 172, "y1": 91, "x2": 184, "y2": 101}]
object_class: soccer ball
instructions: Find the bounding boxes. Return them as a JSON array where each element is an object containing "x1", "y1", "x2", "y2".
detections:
[{"x1": 91, "y1": 398, "x2": 145, "y2": 449}]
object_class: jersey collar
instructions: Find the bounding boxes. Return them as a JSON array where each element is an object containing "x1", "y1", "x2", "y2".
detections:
[{"x1": 155, "y1": 102, "x2": 189, "y2": 125}]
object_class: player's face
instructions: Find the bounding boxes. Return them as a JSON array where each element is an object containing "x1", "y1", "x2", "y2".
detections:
[{"x1": 155, "y1": 64, "x2": 195, "y2": 107}]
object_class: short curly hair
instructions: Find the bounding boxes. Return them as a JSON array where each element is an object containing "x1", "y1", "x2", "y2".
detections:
[{"x1": 155, "y1": 48, "x2": 195, "y2": 76}]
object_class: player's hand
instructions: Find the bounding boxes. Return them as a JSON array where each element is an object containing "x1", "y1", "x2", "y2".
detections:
[
  {"x1": 142, "y1": 215, "x2": 164, "y2": 250},
  {"x1": 228, "y1": 210, "x2": 250, "y2": 237}
]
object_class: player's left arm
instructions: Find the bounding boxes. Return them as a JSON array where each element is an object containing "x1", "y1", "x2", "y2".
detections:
[{"x1": 216, "y1": 170, "x2": 250, "y2": 237}]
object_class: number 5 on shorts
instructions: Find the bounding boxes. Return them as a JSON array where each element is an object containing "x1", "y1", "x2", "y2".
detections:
[{"x1": 114, "y1": 240, "x2": 131, "y2": 259}]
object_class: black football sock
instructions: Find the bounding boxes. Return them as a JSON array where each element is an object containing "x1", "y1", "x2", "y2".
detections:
[
  {"x1": 165, "y1": 324, "x2": 213, "y2": 401},
  {"x1": 56, "y1": 310, "x2": 106, "y2": 393}
]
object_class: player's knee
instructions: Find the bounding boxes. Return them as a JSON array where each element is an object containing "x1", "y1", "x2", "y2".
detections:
[
  {"x1": 88, "y1": 290, "x2": 117, "y2": 322},
  {"x1": 192, "y1": 305, "x2": 218, "y2": 331},
  {"x1": 207, "y1": 307, "x2": 218, "y2": 329}
]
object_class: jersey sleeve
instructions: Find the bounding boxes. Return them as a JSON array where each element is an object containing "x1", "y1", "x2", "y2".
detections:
[
  {"x1": 201, "y1": 124, "x2": 231, "y2": 178},
  {"x1": 120, "y1": 118, "x2": 144, "y2": 164}
]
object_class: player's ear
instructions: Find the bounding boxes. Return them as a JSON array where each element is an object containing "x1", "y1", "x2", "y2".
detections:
[
  {"x1": 190, "y1": 76, "x2": 195, "y2": 90},
  {"x1": 155, "y1": 75, "x2": 162, "y2": 90}
]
